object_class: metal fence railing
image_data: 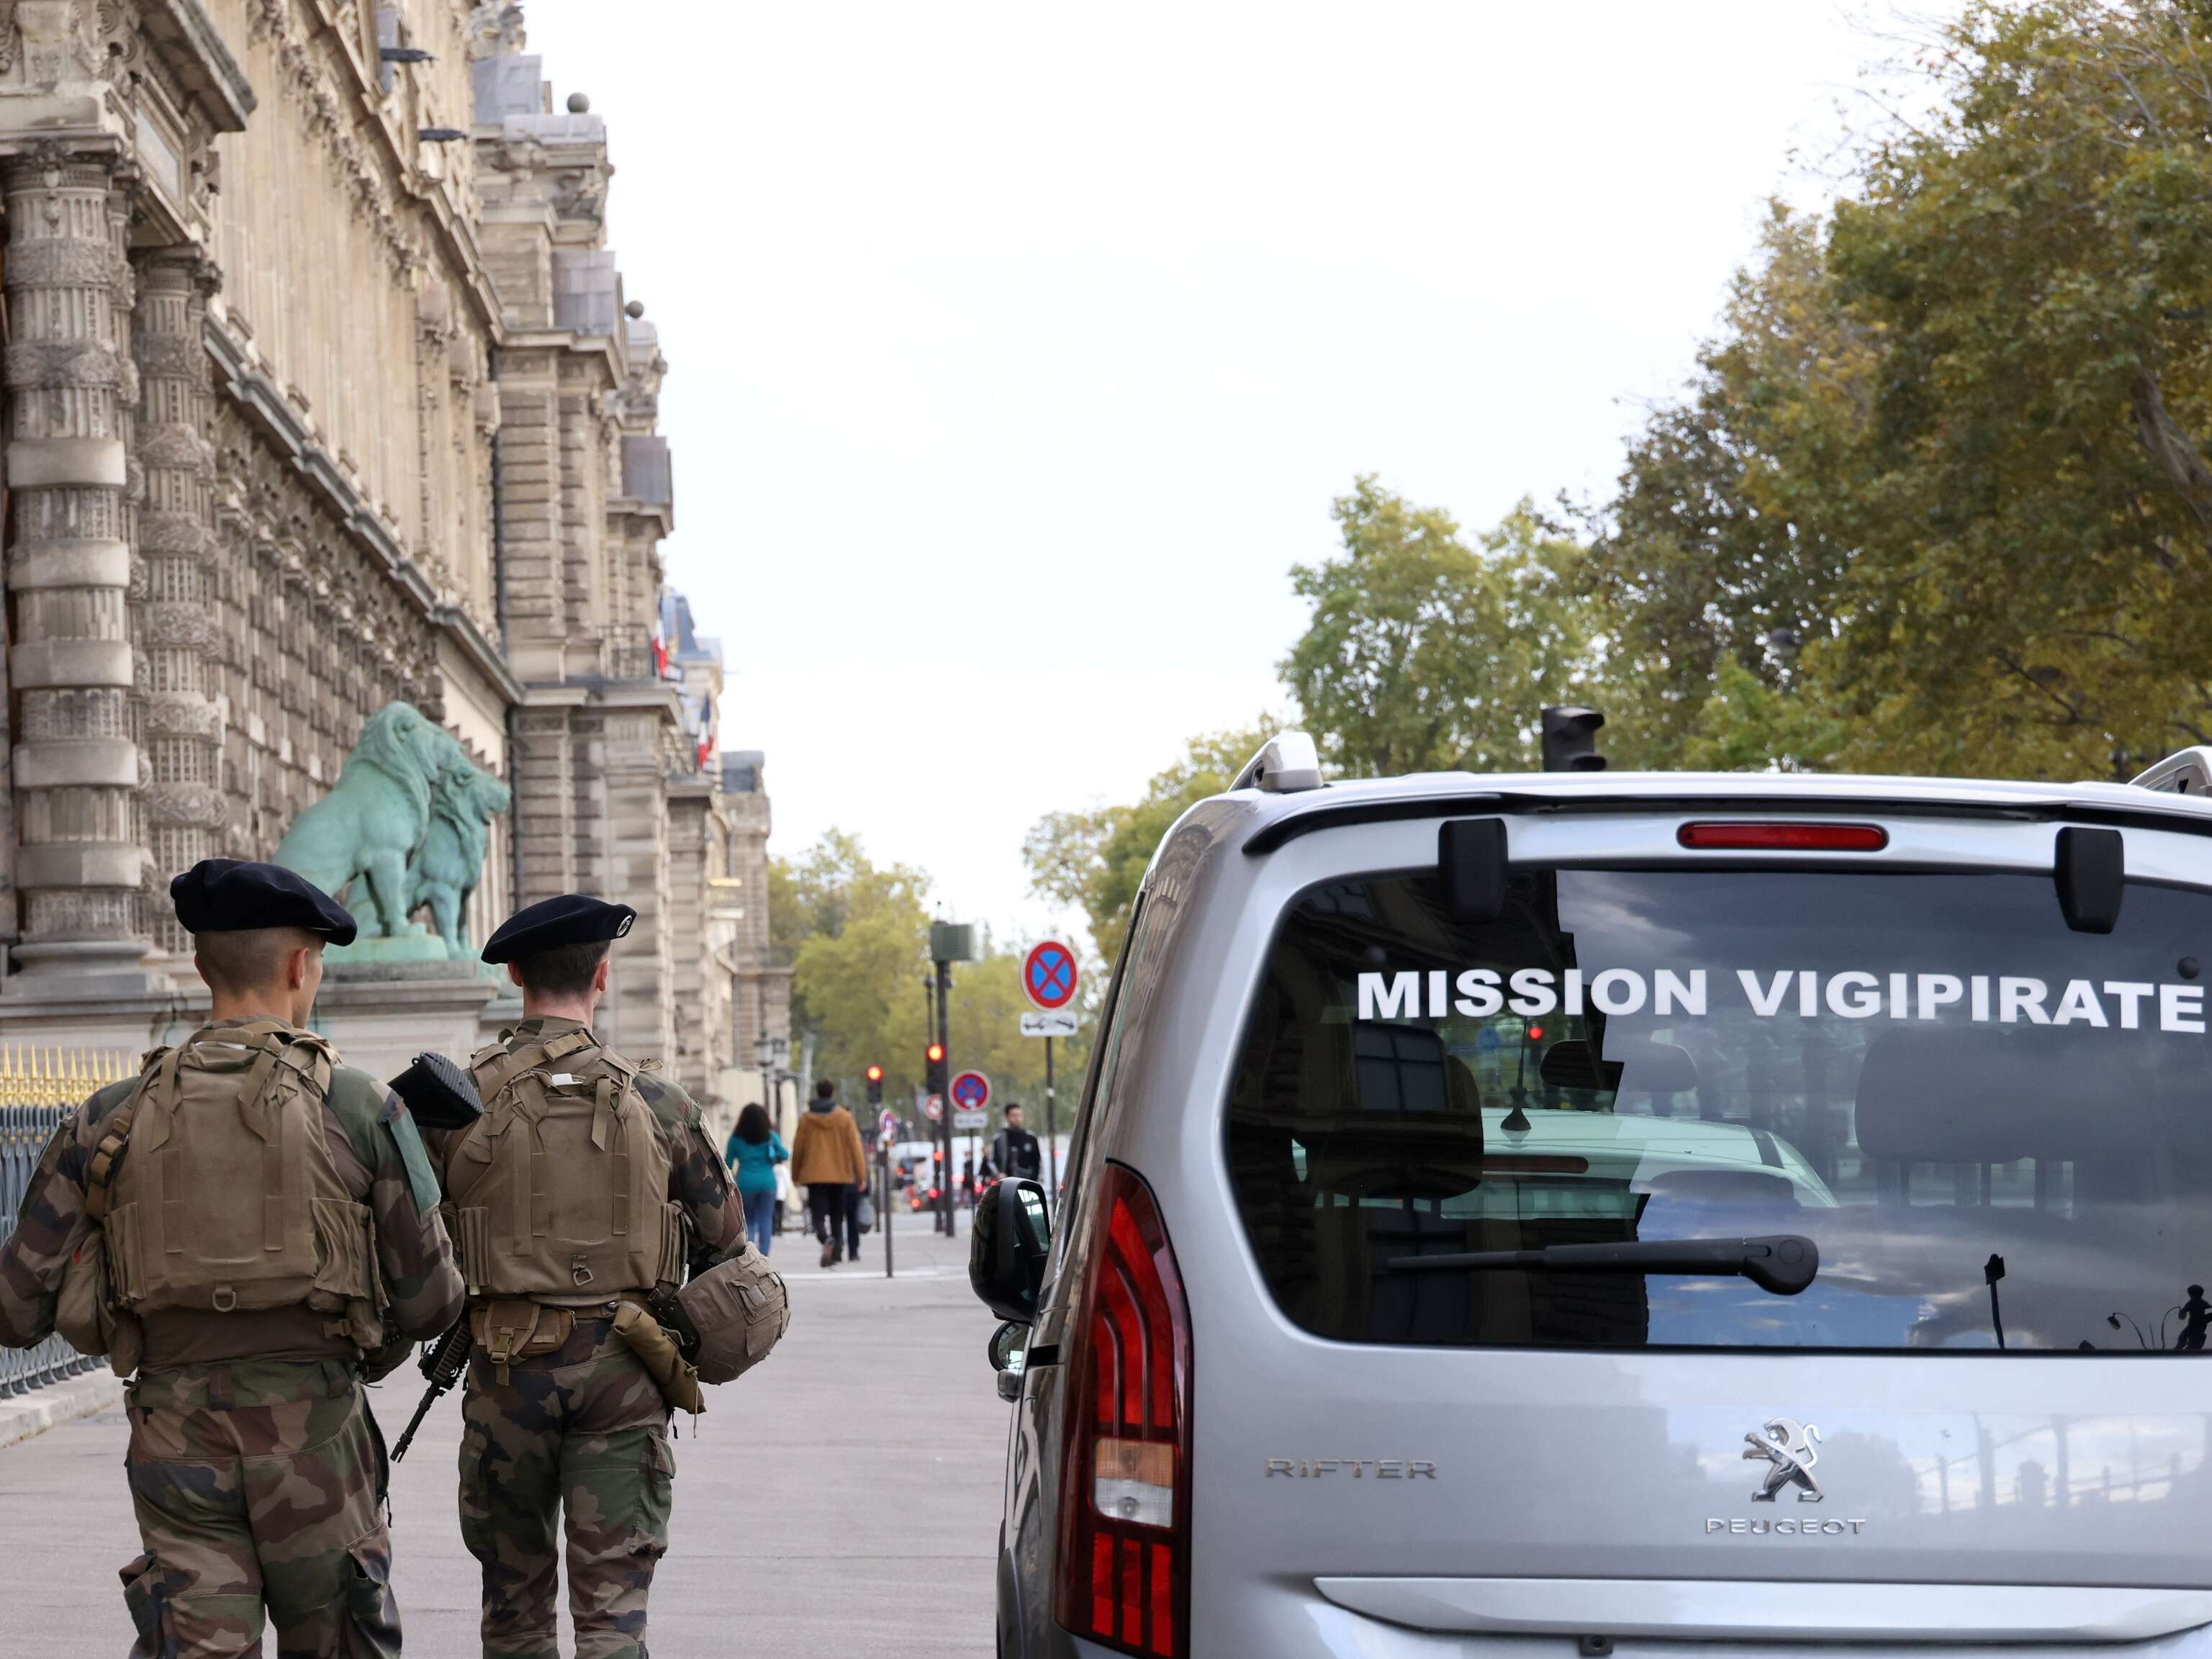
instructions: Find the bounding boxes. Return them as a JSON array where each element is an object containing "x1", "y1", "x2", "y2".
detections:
[{"x1": 0, "y1": 1047, "x2": 140, "y2": 1398}]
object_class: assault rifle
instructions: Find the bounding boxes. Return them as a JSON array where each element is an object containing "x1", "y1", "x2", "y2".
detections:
[
  {"x1": 384, "y1": 1052, "x2": 481, "y2": 1465},
  {"x1": 390, "y1": 1316, "x2": 469, "y2": 1464}
]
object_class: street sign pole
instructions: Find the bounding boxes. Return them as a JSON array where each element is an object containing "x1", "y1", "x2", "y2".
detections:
[
  {"x1": 1021, "y1": 939, "x2": 1077, "y2": 1203},
  {"x1": 935, "y1": 959, "x2": 954, "y2": 1239},
  {"x1": 880, "y1": 1131, "x2": 893, "y2": 1280}
]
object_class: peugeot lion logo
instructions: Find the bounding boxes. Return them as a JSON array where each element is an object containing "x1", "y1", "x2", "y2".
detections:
[
  {"x1": 1743, "y1": 1418, "x2": 1823, "y2": 1502},
  {"x1": 1708, "y1": 1417, "x2": 1864, "y2": 1536}
]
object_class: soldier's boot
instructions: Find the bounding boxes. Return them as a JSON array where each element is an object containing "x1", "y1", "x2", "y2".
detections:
[{"x1": 561, "y1": 1422, "x2": 676, "y2": 1659}]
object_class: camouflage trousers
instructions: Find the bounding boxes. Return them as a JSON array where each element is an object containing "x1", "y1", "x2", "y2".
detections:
[
  {"x1": 458, "y1": 1316, "x2": 675, "y2": 1659},
  {"x1": 120, "y1": 1358, "x2": 399, "y2": 1658}
]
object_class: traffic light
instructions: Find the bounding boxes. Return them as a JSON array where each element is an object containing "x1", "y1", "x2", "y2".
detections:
[
  {"x1": 865, "y1": 1064, "x2": 884, "y2": 1106},
  {"x1": 925, "y1": 1041, "x2": 947, "y2": 1096},
  {"x1": 1540, "y1": 705, "x2": 1607, "y2": 772}
]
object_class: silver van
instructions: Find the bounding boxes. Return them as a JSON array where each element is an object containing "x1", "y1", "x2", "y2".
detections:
[{"x1": 970, "y1": 736, "x2": 2212, "y2": 1658}]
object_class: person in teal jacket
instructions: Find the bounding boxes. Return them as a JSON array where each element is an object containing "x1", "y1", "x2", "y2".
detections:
[{"x1": 725, "y1": 1102, "x2": 789, "y2": 1255}]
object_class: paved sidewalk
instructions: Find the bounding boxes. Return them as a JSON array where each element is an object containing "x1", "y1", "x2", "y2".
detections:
[
  {"x1": 0, "y1": 1217, "x2": 1008, "y2": 1655},
  {"x1": 0, "y1": 1367, "x2": 124, "y2": 1450}
]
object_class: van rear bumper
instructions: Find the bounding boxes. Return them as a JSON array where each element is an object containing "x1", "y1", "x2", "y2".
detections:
[
  {"x1": 1314, "y1": 1580, "x2": 2212, "y2": 1645},
  {"x1": 1253, "y1": 1619, "x2": 2212, "y2": 1659}
]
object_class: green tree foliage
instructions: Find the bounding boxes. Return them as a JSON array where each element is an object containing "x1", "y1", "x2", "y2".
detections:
[
  {"x1": 772, "y1": 831, "x2": 1093, "y2": 1112},
  {"x1": 1588, "y1": 1, "x2": 2212, "y2": 779},
  {"x1": 1818, "y1": 0, "x2": 2212, "y2": 776},
  {"x1": 1584, "y1": 207, "x2": 1874, "y2": 770},
  {"x1": 1014, "y1": 2, "x2": 2212, "y2": 979},
  {"x1": 772, "y1": 831, "x2": 934, "y2": 1099},
  {"x1": 1281, "y1": 480, "x2": 1599, "y2": 776},
  {"x1": 1023, "y1": 720, "x2": 1281, "y2": 962}
]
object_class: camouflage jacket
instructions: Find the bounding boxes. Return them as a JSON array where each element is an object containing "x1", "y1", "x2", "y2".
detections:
[
  {"x1": 0, "y1": 1018, "x2": 466, "y2": 1366},
  {"x1": 459, "y1": 1016, "x2": 746, "y2": 1283}
]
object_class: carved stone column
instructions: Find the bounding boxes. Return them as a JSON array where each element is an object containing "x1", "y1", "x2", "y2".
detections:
[
  {"x1": 1, "y1": 150, "x2": 155, "y2": 992},
  {"x1": 132, "y1": 248, "x2": 225, "y2": 957}
]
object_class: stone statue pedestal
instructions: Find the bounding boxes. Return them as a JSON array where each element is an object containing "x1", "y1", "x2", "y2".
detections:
[
  {"x1": 0, "y1": 967, "x2": 515, "y2": 1093},
  {"x1": 323, "y1": 934, "x2": 451, "y2": 967},
  {"x1": 311, "y1": 964, "x2": 507, "y2": 1080},
  {"x1": 0, "y1": 983, "x2": 204, "y2": 1054}
]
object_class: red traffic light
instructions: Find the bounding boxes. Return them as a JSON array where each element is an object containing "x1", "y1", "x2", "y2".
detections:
[
  {"x1": 865, "y1": 1064, "x2": 884, "y2": 1082},
  {"x1": 926, "y1": 1043, "x2": 945, "y2": 1064}
]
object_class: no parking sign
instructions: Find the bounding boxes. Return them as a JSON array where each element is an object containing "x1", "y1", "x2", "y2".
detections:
[
  {"x1": 949, "y1": 1070, "x2": 991, "y2": 1113},
  {"x1": 1022, "y1": 940, "x2": 1078, "y2": 1012}
]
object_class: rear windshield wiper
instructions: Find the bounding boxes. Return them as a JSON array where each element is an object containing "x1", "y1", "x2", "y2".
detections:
[{"x1": 1384, "y1": 1234, "x2": 1818, "y2": 1296}]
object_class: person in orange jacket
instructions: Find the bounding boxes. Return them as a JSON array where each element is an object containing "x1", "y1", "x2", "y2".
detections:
[{"x1": 789, "y1": 1077, "x2": 869, "y2": 1267}]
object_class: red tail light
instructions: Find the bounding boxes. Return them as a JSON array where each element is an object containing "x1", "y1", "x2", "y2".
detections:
[
  {"x1": 1676, "y1": 821, "x2": 1889, "y2": 851},
  {"x1": 1056, "y1": 1163, "x2": 1191, "y2": 1658}
]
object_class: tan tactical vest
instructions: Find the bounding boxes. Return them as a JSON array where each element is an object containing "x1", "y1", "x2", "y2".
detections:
[
  {"x1": 447, "y1": 1029, "x2": 684, "y2": 1307},
  {"x1": 100, "y1": 1024, "x2": 382, "y2": 1342}
]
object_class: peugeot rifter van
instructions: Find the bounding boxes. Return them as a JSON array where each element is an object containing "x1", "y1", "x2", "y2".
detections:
[{"x1": 970, "y1": 734, "x2": 2212, "y2": 1657}]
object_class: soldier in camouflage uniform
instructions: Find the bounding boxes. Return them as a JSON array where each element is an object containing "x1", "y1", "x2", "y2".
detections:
[
  {"x1": 446, "y1": 893, "x2": 745, "y2": 1659},
  {"x1": 0, "y1": 859, "x2": 465, "y2": 1657}
]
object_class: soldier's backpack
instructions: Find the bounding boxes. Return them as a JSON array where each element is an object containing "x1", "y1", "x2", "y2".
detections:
[
  {"x1": 97, "y1": 1026, "x2": 384, "y2": 1349},
  {"x1": 448, "y1": 1029, "x2": 684, "y2": 1309}
]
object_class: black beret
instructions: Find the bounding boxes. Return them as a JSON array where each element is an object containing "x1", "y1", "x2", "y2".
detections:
[
  {"x1": 171, "y1": 859, "x2": 358, "y2": 945},
  {"x1": 482, "y1": 894, "x2": 636, "y2": 964}
]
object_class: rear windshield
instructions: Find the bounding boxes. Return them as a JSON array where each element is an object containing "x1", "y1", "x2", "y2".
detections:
[{"x1": 1224, "y1": 864, "x2": 2212, "y2": 1352}]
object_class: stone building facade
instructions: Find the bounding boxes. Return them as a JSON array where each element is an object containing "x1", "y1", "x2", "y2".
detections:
[{"x1": 0, "y1": 0, "x2": 787, "y2": 1106}]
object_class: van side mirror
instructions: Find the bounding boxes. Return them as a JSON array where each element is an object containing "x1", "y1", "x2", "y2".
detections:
[
  {"x1": 970, "y1": 1177, "x2": 1051, "y2": 1324},
  {"x1": 988, "y1": 1320, "x2": 1027, "y2": 1401}
]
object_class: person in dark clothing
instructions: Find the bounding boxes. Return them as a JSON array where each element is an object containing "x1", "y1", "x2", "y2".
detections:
[
  {"x1": 841, "y1": 1164, "x2": 868, "y2": 1262},
  {"x1": 989, "y1": 1102, "x2": 1044, "y2": 1183}
]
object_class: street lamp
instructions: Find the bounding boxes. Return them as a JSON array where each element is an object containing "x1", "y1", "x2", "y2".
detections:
[{"x1": 755, "y1": 1035, "x2": 777, "y2": 1131}]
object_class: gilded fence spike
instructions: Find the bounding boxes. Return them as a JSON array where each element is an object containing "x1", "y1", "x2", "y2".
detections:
[{"x1": 0, "y1": 1042, "x2": 137, "y2": 1108}]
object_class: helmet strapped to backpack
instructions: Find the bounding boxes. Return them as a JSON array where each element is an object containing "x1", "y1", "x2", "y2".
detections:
[
  {"x1": 677, "y1": 1242, "x2": 789, "y2": 1385},
  {"x1": 100, "y1": 1023, "x2": 384, "y2": 1350},
  {"x1": 447, "y1": 1030, "x2": 684, "y2": 1306}
]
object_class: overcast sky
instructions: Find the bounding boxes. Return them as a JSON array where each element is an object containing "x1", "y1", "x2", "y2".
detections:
[{"x1": 520, "y1": 1, "x2": 1933, "y2": 944}]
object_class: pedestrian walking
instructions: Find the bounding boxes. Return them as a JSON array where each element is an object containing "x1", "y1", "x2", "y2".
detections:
[
  {"x1": 0, "y1": 859, "x2": 465, "y2": 1657},
  {"x1": 990, "y1": 1102, "x2": 1044, "y2": 1183},
  {"x1": 789, "y1": 1077, "x2": 868, "y2": 1267},
  {"x1": 725, "y1": 1103, "x2": 789, "y2": 1255},
  {"x1": 443, "y1": 892, "x2": 784, "y2": 1658}
]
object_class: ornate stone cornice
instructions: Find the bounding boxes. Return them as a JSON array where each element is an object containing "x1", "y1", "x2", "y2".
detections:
[
  {"x1": 139, "y1": 0, "x2": 254, "y2": 132},
  {"x1": 204, "y1": 310, "x2": 519, "y2": 705}
]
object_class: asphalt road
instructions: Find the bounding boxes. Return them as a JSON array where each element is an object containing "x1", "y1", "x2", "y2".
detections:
[{"x1": 0, "y1": 1213, "x2": 1007, "y2": 1655}]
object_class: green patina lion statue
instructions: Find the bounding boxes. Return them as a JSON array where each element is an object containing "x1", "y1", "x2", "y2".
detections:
[
  {"x1": 275, "y1": 702, "x2": 473, "y2": 939},
  {"x1": 408, "y1": 756, "x2": 513, "y2": 957}
]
